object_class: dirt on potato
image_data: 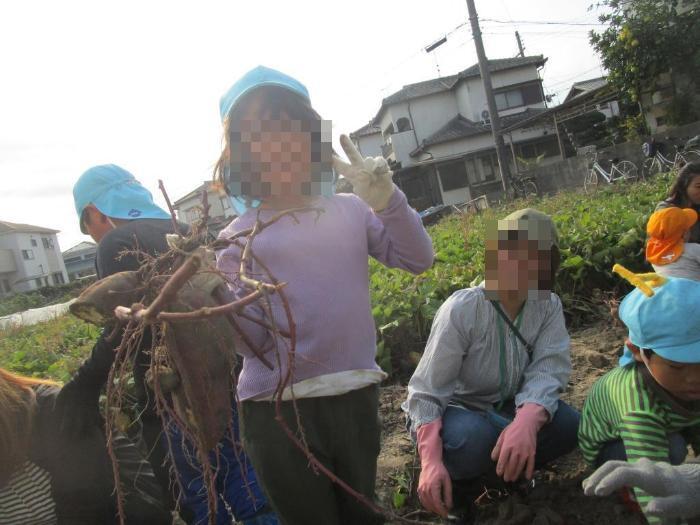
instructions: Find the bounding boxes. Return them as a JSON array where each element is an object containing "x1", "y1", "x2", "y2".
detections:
[{"x1": 375, "y1": 321, "x2": 649, "y2": 525}]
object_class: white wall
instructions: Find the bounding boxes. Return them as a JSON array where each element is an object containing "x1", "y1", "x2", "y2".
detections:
[
  {"x1": 407, "y1": 92, "x2": 459, "y2": 142},
  {"x1": 176, "y1": 188, "x2": 234, "y2": 225},
  {"x1": 356, "y1": 132, "x2": 383, "y2": 158}
]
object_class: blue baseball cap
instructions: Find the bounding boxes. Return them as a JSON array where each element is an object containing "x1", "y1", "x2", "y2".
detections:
[
  {"x1": 73, "y1": 164, "x2": 171, "y2": 234},
  {"x1": 219, "y1": 65, "x2": 310, "y2": 123},
  {"x1": 619, "y1": 276, "x2": 700, "y2": 366}
]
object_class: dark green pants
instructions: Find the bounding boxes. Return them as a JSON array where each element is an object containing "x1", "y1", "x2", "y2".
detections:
[{"x1": 240, "y1": 384, "x2": 384, "y2": 525}]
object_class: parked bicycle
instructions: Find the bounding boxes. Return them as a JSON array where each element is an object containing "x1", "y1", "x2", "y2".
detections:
[
  {"x1": 583, "y1": 150, "x2": 638, "y2": 194},
  {"x1": 641, "y1": 136, "x2": 700, "y2": 178},
  {"x1": 509, "y1": 174, "x2": 539, "y2": 199}
]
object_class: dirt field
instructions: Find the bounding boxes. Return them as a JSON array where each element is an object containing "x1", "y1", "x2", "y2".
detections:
[{"x1": 374, "y1": 321, "x2": 650, "y2": 525}]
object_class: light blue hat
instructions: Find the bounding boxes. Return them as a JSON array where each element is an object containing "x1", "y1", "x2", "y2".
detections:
[
  {"x1": 618, "y1": 276, "x2": 700, "y2": 366},
  {"x1": 219, "y1": 65, "x2": 310, "y2": 123},
  {"x1": 73, "y1": 164, "x2": 170, "y2": 233}
]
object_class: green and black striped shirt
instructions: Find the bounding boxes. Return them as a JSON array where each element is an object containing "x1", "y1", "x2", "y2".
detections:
[{"x1": 579, "y1": 364, "x2": 700, "y2": 524}]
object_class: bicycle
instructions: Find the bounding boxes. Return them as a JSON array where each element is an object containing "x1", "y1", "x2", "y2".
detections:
[
  {"x1": 583, "y1": 151, "x2": 638, "y2": 194},
  {"x1": 509, "y1": 175, "x2": 539, "y2": 199},
  {"x1": 641, "y1": 137, "x2": 700, "y2": 178}
]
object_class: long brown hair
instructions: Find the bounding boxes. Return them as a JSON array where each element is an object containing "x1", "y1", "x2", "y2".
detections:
[
  {"x1": 666, "y1": 162, "x2": 700, "y2": 206},
  {"x1": 0, "y1": 369, "x2": 57, "y2": 487}
]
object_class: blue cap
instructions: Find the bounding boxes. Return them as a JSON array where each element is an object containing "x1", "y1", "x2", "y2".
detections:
[
  {"x1": 219, "y1": 65, "x2": 310, "y2": 123},
  {"x1": 73, "y1": 164, "x2": 171, "y2": 234},
  {"x1": 618, "y1": 276, "x2": 700, "y2": 366}
]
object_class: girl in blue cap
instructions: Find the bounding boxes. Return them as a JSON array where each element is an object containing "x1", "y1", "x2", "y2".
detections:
[
  {"x1": 214, "y1": 66, "x2": 434, "y2": 525},
  {"x1": 578, "y1": 269, "x2": 700, "y2": 525}
]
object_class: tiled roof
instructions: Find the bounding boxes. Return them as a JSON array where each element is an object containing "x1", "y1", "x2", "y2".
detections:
[
  {"x1": 0, "y1": 221, "x2": 59, "y2": 235},
  {"x1": 62, "y1": 241, "x2": 97, "y2": 255},
  {"x1": 416, "y1": 108, "x2": 547, "y2": 152},
  {"x1": 379, "y1": 55, "x2": 546, "y2": 111},
  {"x1": 349, "y1": 122, "x2": 382, "y2": 138},
  {"x1": 565, "y1": 77, "x2": 608, "y2": 102},
  {"x1": 173, "y1": 182, "x2": 211, "y2": 207}
]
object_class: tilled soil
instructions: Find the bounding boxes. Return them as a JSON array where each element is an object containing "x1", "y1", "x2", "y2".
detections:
[{"x1": 375, "y1": 321, "x2": 650, "y2": 525}]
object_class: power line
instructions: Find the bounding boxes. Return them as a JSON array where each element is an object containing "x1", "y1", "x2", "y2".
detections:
[{"x1": 481, "y1": 18, "x2": 605, "y2": 26}]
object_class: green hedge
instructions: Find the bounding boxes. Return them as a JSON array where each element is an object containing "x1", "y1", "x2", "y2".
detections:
[{"x1": 0, "y1": 278, "x2": 94, "y2": 317}]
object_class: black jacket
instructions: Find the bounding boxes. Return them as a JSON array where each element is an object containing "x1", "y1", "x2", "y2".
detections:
[{"x1": 29, "y1": 385, "x2": 170, "y2": 524}]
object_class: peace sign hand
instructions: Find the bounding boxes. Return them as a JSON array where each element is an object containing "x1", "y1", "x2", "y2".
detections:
[{"x1": 333, "y1": 134, "x2": 396, "y2": 212}]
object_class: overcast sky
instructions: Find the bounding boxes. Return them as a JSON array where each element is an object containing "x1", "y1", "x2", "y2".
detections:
[{"x1": 0, "y1": 0, "x2": 606, "y2": 251}]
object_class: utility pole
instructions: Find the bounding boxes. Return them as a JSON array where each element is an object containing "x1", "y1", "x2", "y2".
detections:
[
  {"x1": 465, "y1": 0, "x2": 511, "y2": 194},
  {"x1": 515, "y1": 31, "x2": 524, "y2": 57}
]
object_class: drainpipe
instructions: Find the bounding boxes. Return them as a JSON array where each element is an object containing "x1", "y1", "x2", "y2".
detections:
[{"x1": 407, "y1": 101, "x2": 420, "y2": 152}]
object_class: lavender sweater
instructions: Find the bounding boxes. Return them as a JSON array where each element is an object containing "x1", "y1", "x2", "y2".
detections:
[{"x1": 216, "y1": 189, "x2": 434, "y2": 400}]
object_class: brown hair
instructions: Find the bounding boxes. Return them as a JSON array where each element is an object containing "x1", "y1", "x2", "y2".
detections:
[
  {"x1": 666, "y1": 162, "x2": 700, "y2": 206},
  {"x1": 0, "y1": 369, "x2": 57, "y2": 487}
]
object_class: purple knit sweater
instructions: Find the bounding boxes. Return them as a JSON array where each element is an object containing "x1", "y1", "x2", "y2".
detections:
[{"x1": 216, "y1": 189, "x2": 434, "y2": 400}]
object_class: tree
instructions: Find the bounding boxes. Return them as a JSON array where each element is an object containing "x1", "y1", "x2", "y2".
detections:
[{"x1": 590, "y1": 0, "x2": 700, "y2": 120}]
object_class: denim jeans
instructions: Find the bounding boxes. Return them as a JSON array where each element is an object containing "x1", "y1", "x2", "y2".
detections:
[
  {"x1": 164, "y1": 401, "x2": 278, "y2": 525},
  {"x1": 595, "y1": 433, "x2": 688, "y2": 467},
  {"x1": 441, "y1": 400, "x2": 580, "y2": 481}
]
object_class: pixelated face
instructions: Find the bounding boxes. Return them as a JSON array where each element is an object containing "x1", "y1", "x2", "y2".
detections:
[
  {"x1": 642, "y1": 351, "x2": 700, "y2": 401},
  {"x1": 226, "y1": 93, "x2": 333, "y2": 199},
  {"x1": 484, "y1": 219, "x2": 553, "y2": 296}
]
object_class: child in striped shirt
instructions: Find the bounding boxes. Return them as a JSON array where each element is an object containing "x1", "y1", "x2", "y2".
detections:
[{"x1": 578, "y1": 274, "x2": 700, "y2": 524}]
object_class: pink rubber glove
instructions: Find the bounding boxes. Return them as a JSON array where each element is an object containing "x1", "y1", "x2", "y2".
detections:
[
  {"x1": 490, "y1": 403, "x2": 549, "y2": 482},
  {"x1": 416, "y1": 419, "x2": 453, "y2": 517}
]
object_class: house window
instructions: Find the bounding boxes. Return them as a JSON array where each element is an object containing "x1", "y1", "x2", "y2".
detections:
[
  {"x1": 30, "y1": 238, "x2": 37, "y2": 247},
  {"x1": 480, "y1": 156, "x2": 497, "y2": 181},
  {"x1": 22, "y1": 249, "x2": 35, "y2": 260},
  {"x1": 1, "y1": 279, "x2": 10, "y2": 293},
  {"x1": 42, "y1": 237, "x2": 54, "y2": 250},
  {"x1": 438, "y1": 162, "x2": 469, "y2": 192},
  {"x1": 495, "y1": 89, "x2": 524, "y2": 111},
  {"x1": 52, "y1": 272, "x2": 65, "y2": 285},
  {"x1": 518, "y1": 137, "x2": 561, "y2": 160},
  {"x1": 185, "y1": 208, "x2": 201, "y2": 224},
  {"x1": 396, "y1": 117, "x2": 412, "y2": 133}
]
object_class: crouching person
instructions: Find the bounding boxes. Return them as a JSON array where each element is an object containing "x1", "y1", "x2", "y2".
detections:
[
  {"x1": 403, "y1": 209, "x2": 580, "y2": 518},
  {"x1": 578, "y1": 270, "x2": 700, "y2": 525}
]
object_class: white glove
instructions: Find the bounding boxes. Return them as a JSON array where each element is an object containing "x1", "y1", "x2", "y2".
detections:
[
  {"x1": 333, "y1": 134, "x2": 396, "y2": 212},
  {"x1": 582, "y1": 458, "x2": 700, "y2": 520}
]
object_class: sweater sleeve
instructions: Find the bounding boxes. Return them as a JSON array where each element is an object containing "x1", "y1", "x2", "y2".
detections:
[
  {"x1": 214, "y1": 234, "x2": 273, "y2": 359},
  {"x1": 405, "y1": 291, "x2": 473, "y2": 434},
  {"x1": 365, "y1": 188, "x2": 434, "y2": 274},
  {"x1": 620, "y1": 411, "x2": 671, "y2": 525},
  {"x1": 514, "y1": 293, "x2": 571, "y2": 418}
]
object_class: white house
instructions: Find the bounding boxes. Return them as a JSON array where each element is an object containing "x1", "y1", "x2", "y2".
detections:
[
  {"x1": 62, "y1": 241, "x2": 97, "y2": 281},
  {"x1": 563, "y1": 77, "x2": 621, "y2": 120},
  {"x1": 172, "y1": 181, "x2": 235, "y2": 233},
  {"x1": 0, "y1": 221, "x2": 69, "y2": 295},
  {"x1": 351, "y1": 55, "x2": 561, "y2": 209}
]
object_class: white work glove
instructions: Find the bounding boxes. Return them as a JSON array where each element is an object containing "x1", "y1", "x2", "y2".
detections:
[
  {"x1": 333, "y1": 134, "x2": 396, "y2": 212},
  {"x1": 582, "y1": 458, "x2": 700, "y2": 520}
]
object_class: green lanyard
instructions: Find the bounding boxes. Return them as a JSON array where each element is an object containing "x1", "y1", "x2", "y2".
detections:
[{"x1": 495, "y1": 304, "x2": 525, "y2": 411}]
